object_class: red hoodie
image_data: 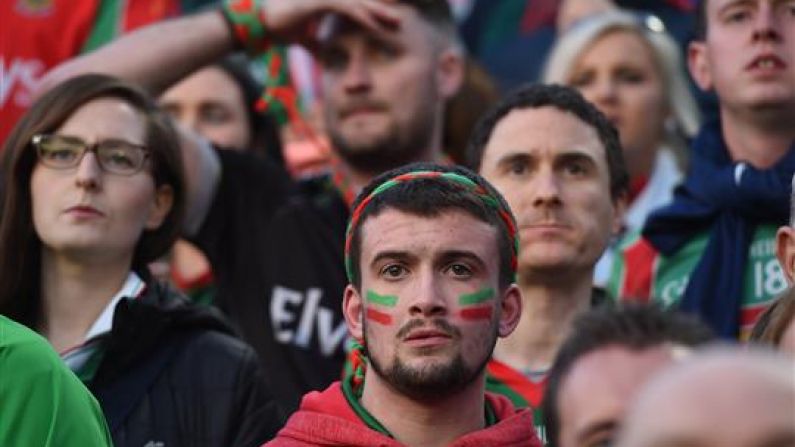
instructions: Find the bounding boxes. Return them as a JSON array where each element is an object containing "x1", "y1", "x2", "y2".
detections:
[{"x1": 265, "y1": 381, "x2": 541, "y2": 446}]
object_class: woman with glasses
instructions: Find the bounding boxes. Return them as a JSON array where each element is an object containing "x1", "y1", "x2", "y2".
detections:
[
  {"x1": 543, "y1": 10, "x2": 701, "y2": 287},
  {"x1": 0, "y1": 74, "x2": 283, "y2": 447}
]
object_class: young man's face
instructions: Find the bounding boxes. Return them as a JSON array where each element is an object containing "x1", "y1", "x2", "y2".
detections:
[
  {"x1": 689, "y1": 0, "x2": 795, "y2": 112},
  {"x1": 479, "y1": 106, "x2": 624, "y2": 280},
  {"x1": 343, "y1": 208, "x2": 520, "y2": 399},
  {"x1": 317, "y1": 4, "x2": 462, "y2": 171}
]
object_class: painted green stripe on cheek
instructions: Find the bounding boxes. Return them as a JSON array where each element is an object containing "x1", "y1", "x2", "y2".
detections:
[
  {"x1": 366, "y1": 290, "x2": 398, "y2": 307},
  {"x1": 459, "y1": 287, "x2": 495, "y2": 306}
]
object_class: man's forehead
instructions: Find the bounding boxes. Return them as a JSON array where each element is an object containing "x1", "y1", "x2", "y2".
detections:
[
  {"x1": 361, "y1": 208, "x2": 497, "y2": 255},
  {"x1": 485, "y1": 107, "x2": 608, "y2": 162},
  {"x1": 499, "y1": 107, "x2": 600, "y2": 143},
  {"x1": 708, "y1": 0, "x2": 769, "y2": 14}
]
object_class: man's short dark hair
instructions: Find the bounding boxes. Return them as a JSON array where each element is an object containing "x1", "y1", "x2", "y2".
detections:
[
  {"x1": 347, "y1": 162, "x2": 516, "y2": 290},
  {"x1": 466, "y1": 83, "x2": 629, "y2": 201},
  {"x1": 695, "y1": 0, "x2": 708, "y2": 40},
  {"x1": 403, "y1": 0, "x2": 454, "y2": 29},
  {"x1": 542, "y1": 303, "x2": 714, "y2": 447}
]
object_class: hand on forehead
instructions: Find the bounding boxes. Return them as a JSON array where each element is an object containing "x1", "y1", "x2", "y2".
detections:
[{"x1": 307, "y1": 0, "x2": 406, "y2": 50}]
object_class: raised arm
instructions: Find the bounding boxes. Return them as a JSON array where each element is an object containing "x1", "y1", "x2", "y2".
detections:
[
  {"x1": 40, "y1": 0, "x2": 401, "y2": 234},
  {"x1": 40, "y1": 0, "x2": 400, "y2": 97},
  {"x1": 40, "y1": 12, "x2": 233, "y2": 98}
]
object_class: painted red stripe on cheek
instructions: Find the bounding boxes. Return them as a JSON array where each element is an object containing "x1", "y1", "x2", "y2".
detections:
[
  {"x1": 460, "y1": 306, "x2": 493, "y2": 321},
  {"x1": 366, "y1": 308, "x2": 393, "y2": 325}
]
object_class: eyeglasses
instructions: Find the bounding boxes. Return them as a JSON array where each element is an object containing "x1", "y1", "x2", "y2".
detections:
[{"x1": 32, "y1": 134, "x2": 150, "y2": 176}]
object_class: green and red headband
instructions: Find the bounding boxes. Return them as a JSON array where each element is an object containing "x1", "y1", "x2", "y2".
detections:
[{"x1": 343, "y1": 170, "x2": 519, "y2": 284}]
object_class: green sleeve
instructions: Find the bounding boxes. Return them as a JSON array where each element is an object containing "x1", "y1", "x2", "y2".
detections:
[{"x1": 0, "y1": 316, "x2": 113, "y2": 447}]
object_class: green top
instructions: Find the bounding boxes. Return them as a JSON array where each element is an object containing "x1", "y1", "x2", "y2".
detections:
[{"x1": 0, "y1": 316, "x2": 113, "y2": 447}]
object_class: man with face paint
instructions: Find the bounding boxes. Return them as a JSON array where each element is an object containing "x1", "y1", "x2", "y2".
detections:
[
  {"x1": 267, "y1": 163, "x2": 540, "y2": 446},
  {"x1": 41, "y1": 0, "x2": 465, "y2": 411}
]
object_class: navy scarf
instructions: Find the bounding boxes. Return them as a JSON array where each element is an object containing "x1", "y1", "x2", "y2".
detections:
[{"x1": 643, "y1": 121, "x2": 795, "y2": 338}]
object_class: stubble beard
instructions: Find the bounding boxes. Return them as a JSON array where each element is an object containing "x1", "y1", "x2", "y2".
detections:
[
  {"x1": 327, "y1": 101, "x2": 438, "y2": 175},
  {"x1": 364, "y1": 317, "x2": 498, "y2": 402}
]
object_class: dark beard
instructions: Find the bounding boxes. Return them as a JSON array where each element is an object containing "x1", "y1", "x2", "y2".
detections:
[
  {"x1": 365, "y1": 318, "x2": 496, "y2": 402},
  {"x1": 328, "y1": 110, "x2": 437, "y2": 175}
]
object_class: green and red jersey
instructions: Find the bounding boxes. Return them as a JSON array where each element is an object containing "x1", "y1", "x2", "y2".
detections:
[
  {"x1": 485, "y1": 359, "x2": 548, "y2": 443},
  {"x1": 607, "y1": 225, "x2": 786, "y2": 339}
]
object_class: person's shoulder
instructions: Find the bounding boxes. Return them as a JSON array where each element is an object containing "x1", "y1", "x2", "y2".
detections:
[
  {"x1": 0, "y1": 317, "x2": 113, "y2": 447},
  {"x1": 0, "y1": 315, "x2": 63, "y2": 373},
  {"x1": 456, "y1": 394, "x2": 541, "y2": 447},
  {"x1": 610, "y1": 230, "x2": 660, "y2": 268},
  {"x1": 606, "y1": 231, "x2": 661, "y2": 300},
  {"x1": 615, "y1": 228, "x2": 649, "y2": 252},
  {"x1": 128, "y1": 281, "x2": 247, "y2": 360}
]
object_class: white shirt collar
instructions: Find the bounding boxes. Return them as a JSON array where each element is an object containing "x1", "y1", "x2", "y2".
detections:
[{"x1": 83, "y1": 271, "x2": 146, "y2": 341}]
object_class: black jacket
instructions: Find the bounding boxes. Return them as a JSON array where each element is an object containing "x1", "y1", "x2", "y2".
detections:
[{"x1": 88, "y1": 279, "x2": 284, "y2": 447}]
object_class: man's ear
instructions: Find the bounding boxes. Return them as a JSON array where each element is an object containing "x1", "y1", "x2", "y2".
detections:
[
  {"x1": 498, "y1": 284, "x2": 523, "y2": 337},
  {"x1": 776, "y1": 226, "x2": 795, "y2": 285},
  {"x1": 437, "y1": 47, "x2": 465, "y2": 100},
  {"x1": 687, "y1": 41, "x2": 713, "y2": 92},
  {"x1": 343, "y1": 284, "x2": 365, "y2": 340}
]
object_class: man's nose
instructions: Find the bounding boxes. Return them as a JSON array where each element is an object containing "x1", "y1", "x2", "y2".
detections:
[
  {"x1": 408, "y1": 273, "x2": 448, "y2": 318},
  {"x1": 752, "y1": 3, "x2": 782, "y2": 43},
  {"x1": 342, "y1": 53, "x2": 373, "y2": 94},
  {"x1": 531, "y1": 168, "x2": 563, "y2": 208}
]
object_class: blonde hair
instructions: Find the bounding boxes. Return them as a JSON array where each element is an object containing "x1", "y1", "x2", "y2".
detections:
[{"x1": 543, "y1": 10, "x2": 700, "y2": 149}]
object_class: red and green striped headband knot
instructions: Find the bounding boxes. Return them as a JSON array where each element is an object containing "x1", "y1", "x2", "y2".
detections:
[{"x1": 344, "y1": 170, "x2": 519, "y2": 284}]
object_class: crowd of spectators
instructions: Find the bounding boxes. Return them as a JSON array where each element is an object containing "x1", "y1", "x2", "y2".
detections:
[{"x1": 1, "y1": 0, "x2": 793, "y2": 446}]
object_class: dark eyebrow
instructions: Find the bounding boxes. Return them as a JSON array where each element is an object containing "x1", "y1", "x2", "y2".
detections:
[
  {"x1": 576, "y1": 420, "x2": 617, "y2": 445},
  {"x1": 646, "y1": 437, "x2": 706, "y2": 447},
  {"x1": 495, "y1": 150, "x2": 600, "y2": 169},
  {"x1": 555, "y1": 151, "x2": 599, "y2": 168},
  {"x1": 718, "y1": 0, "x2": 755, "y2": 14},
  {"x1": 437, "y1": 250, "x2": 487, "y2": 270},
  {"x1": 370, "y1": 250, "x2": 416, "y2": 268},
  {"x1": 365, "y1": 32, "x2": 404, "y2": 50},
  {"x1": 198, "y1": 100, "x2": 232, "y2": 109},
  {"x1": 495, "y1": 152, "x2": 533, "y2": 168}
]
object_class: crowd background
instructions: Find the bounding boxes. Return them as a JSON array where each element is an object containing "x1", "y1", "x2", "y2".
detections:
[{"x1": 1, "y1": 0, "x2": 794, "y2": 446}]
